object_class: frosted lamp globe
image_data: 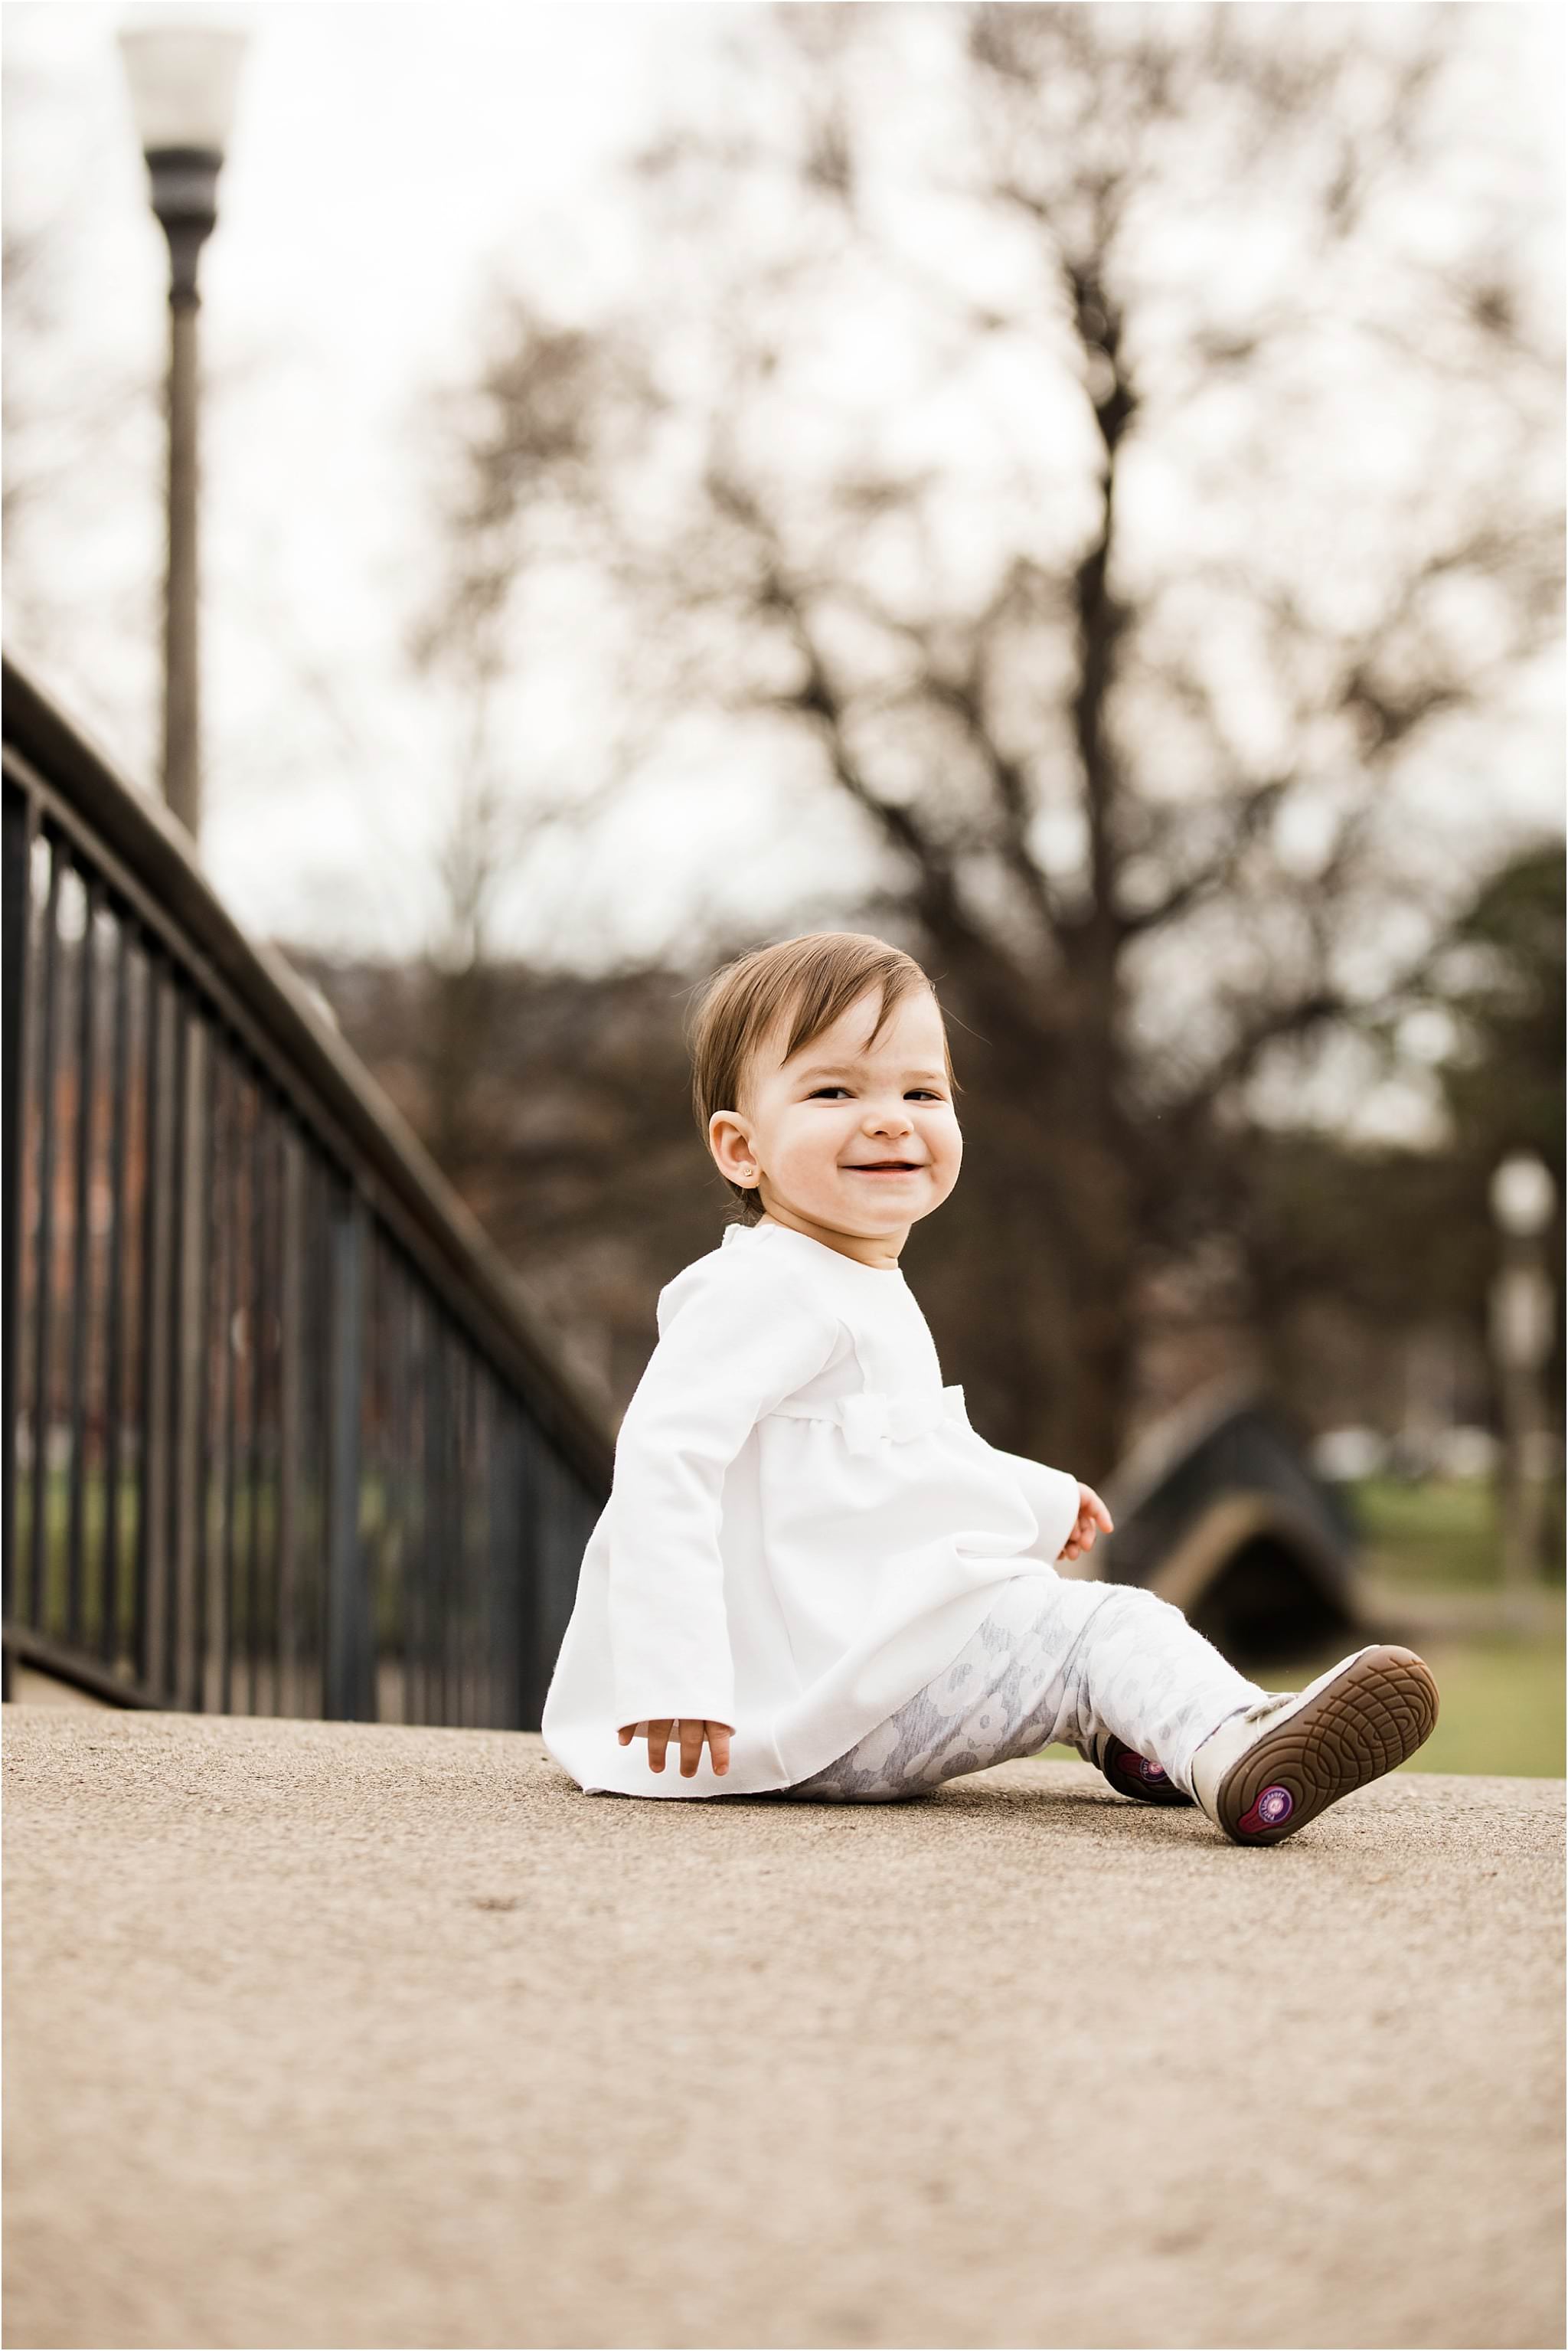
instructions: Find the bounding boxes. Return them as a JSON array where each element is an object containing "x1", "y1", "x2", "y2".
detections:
[{"x1": 117, "y1": 26, "x2": 246, "y2": 156}]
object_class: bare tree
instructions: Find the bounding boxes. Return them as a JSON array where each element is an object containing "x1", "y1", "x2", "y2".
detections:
[
  {"x1": 409, "y1": 312, "x2": 673, "y2": 1185},
  {"x1": 418, "y1": 3, "x2": 1563, "y2": 1466}
]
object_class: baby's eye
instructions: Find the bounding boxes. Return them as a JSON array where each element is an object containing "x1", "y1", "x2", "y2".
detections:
[{"x1": 808, "y1": 1086, "x2": 851, "y2": 1100}]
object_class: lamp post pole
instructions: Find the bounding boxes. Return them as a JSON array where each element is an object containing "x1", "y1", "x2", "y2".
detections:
[
  {"x1": 118, "y1": 28, "x2": 247, "y2": 845},
  {"x1": 1488, "y1": 1153, "x2": 1557, "y2": 1628},
  {"x1": 157, "y1": 157, "x2": 213, "y2": 840}
]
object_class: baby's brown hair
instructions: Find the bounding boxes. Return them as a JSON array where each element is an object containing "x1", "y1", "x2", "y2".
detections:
[{"x1": 688, "y1": 931, "x2": 956, "y2": 1224}]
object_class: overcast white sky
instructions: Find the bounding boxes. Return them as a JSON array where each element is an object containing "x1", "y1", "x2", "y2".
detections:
[{"x1": 2, "y1": 1, "x2": 1563, "y2": 999}]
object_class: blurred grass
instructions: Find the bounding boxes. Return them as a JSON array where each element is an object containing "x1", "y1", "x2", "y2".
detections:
[
  {"x1": 1348, "y1": 1474, "x2": 1563, "y2": 1591},
  {"x1": 1373, "y1": 1633, "x2": 1560, "y2": 1777},
  {"x1": 1348, "y1": 1473, "x2": 1563, "y2": 1775},
  {"x1": 1350, "y1": 1476, "x2": 1501, "y2": 1587}
]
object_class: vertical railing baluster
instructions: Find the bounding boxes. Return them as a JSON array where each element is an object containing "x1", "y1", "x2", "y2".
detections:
[
  {"x1": 65, "y1": 871, "x2": 101, "y2": 1647},
  {"x1": 450, "y1": 1340, "x2": 466, "y2": 1728},
  {"x1": 413, "y1": 1287, "x2": 428, "y2": 1721},
  {"x1": 478, "y1": 1372, "x2": 497, "y2": 1726},
  {"x1": 482, "y1": 1375, "x2": 498, "y2": 1728},
  {"x1": 406, "y1": 1285, "x2": 426, "y2": 1726},
  {"x1": 292, "y1": 1141, "x2": 313, "y2": 1713},
  {"x1": 244, "y1": 1074, "x2": 265, "y2": 1714},
  {"x1": 361, "y1": 1225, "x2": 381, "y2": 1721},
  {"x1": 218, "y1": 1048, "x2": 239, "y2": 1713},
  {"x1": 276, "y1": 1123, "x2": 302, "y2": 1715},
  {"x1": 466, "y1": 1340, "x2": 480, "y2": 1727},
  {"x1": 427, "y1": 1311, "x2": 448, "y2": 1728},
  {"x1": 474, "y1": 1372, "x2": 486, "y2": 1727},
  {"x1": 421, "y1": 1293, "x2": 437, "y2": 1731},
  {"x1": 299, "y1": 1146, "x2": 325, "y2": 1715},
  {"x1": 160, "y1": 992, "x2": 188, "y2": 1702},
  {"x1": 2, "y1": 783, "x2": 39, "y2": 1689},
  {"x1": 121, "y1": 939, "x2": 151, "y2": 1679},
  {"x1": 420, "y1": 1289, "x2": 437, "y2": 1729},
  {"x1": 444, "y1": 1320, "x2": 459, "y2": 1728},
  {"x1": 462, "y1": 1355, "x2": 479, "y2": 1726},
  {"x1": 162, "y1": 994, "x2": 182, "y2": 1701},
  {"x1": 26, "y1": 838, "x2": 62, "y2": 1633},
  {"x1": 312, "y1": 1149, "x2": 333, "y2": 1715},
  {"x1": 224, "y1": 1058, "x2": 244, "y2": 1714},
  {"x1": 168, "y1": 999, "x2": 207, "y2": 1710},
  {"x1": 388, "y1": 1254, "x2": 413, "y2": 1727},
  {"x1": 190, "y1": 1027, "x2": 215, "y2": 1708},
  {"x1": 493, "y1": 1389, "x2": 524, "y2": 1731},
  {"x1": 422, "y1": 1293, "x2": 439, "y2": 1731},
  {"x1": 475, "y1": 1364, "x2": 489, "y2": 1727},
  {"x1": 257, "y1": 1100, "x2": 281, "y2": 1713},
  {"x1": 458, "y1": 1355, "x2": 473, "y2": 1728},
  {"x1": 100, "y1": 911, "x2": 132, "y2": 1668},
  {"x1": 324, "y1": 1179, "x2": 370, "y2": 1720},
  {"x1": 137, "y1": 955, "x2": 171, "y2": 1698},
  {"x1": 519, "y1": 1406, "x2": 541, "y2": 1731},
  {"x1": 536, "y1": 1441, "x2": 579, "y2": 1738},
  {"x1": 371, "y1": 1239, "x2": 390, "y2": 1723}
]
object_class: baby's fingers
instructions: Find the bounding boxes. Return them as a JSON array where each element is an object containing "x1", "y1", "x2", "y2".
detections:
[
  {"x1": 679, "y1": 1720, "x2": 706, "y2": 1777},
  {"x1": 707, "y1": 1722, "x2": 732, "y2": 1777},
  {"x1": 646, "y1": 1720, "x2": 672, "y2": 1773},
  {"x1": 1080, "y1": 1483, "x2": 1114, "y2": 1535}
]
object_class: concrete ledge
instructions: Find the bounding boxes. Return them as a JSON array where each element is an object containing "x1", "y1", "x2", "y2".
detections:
[{"x1": 3, "y1": 1708, "x2": 1563, "y2": 2350}]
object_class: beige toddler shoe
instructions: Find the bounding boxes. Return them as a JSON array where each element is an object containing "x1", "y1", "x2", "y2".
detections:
[{"x1": 1190, "y1": 1644, "x2": 1439, "y2": 1846}]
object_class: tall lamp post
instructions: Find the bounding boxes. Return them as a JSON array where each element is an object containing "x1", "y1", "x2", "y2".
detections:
[
  {"x1": 117, "y1": 22, "x2": 247, "y2": 845},
  {"x1": 1488, "y1": 1152, "x2": 1558, "y2": 1623}
]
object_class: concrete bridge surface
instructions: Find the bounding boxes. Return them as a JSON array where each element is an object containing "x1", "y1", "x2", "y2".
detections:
[{"x1": 3, "y1": 1707, "x2": 1563, "y2": 2350}]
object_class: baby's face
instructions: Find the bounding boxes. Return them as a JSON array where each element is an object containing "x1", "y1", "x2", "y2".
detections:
[{"x1": 710, "y1": 986, "x2": 962, "y2": 1256}]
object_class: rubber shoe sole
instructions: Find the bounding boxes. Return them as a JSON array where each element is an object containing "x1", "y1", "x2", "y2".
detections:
[
  {"x1": 1099, "y1": 1734, "x2": 1194, "y2": 1807},
  {"x1": 1217, "y1": 1644, "x2": 1439, "y2": 1846}
]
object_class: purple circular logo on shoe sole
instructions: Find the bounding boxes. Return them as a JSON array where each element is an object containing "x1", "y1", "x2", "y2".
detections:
[
  {"x1": 1256, "y1": 1785, "x2": 1293, "y2": 1824},
  {"x1": 1138, "y1": 1758, "x2": 1168, "y2": 1782}
]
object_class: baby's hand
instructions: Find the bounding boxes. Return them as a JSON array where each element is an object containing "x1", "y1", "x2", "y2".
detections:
[
  {"x1": 617, "y1": 1718, "x2": 733, "y2": 1777},
  {"x1": 1058, "y1": 1483, "x2": 1113, "y2": 1563}
]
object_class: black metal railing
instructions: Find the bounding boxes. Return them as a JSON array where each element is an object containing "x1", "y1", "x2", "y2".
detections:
[{"x1": 2, "y1": 659, "x2": 612, "y2": 1724}]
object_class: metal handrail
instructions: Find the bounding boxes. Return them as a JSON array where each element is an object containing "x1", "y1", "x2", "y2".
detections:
[{"x1": 2, "y1": 657, "x2": 611, "y2": 1725}]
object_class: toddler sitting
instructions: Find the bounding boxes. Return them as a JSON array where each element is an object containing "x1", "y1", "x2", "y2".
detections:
[{"x1": 541, "y1": 931, "x2": 1436, "y2": 1843}]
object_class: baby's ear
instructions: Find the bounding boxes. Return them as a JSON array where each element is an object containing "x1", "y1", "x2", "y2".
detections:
[{"x1": 707, "y1": 1110, "x2": 756, "y2": 1186}]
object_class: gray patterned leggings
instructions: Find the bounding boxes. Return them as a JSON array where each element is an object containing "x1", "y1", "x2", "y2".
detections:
[{"x1": 784, "y1": 1573, "x2": 1264, "y2": 1803}]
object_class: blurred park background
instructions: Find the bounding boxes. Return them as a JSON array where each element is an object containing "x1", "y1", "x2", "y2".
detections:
[{"x1": 4, "y1": 2, "x2": 1563, "y2": 1770}]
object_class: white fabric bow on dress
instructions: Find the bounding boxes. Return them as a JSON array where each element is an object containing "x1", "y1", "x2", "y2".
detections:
[{"x1": 773, "y1": 1385, "x2": 968, "y2": 1457}]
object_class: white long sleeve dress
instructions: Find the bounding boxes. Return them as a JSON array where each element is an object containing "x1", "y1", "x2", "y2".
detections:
[{"x1": 540, "y1": 1218, "x2": 1086, "y2": 1800}]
